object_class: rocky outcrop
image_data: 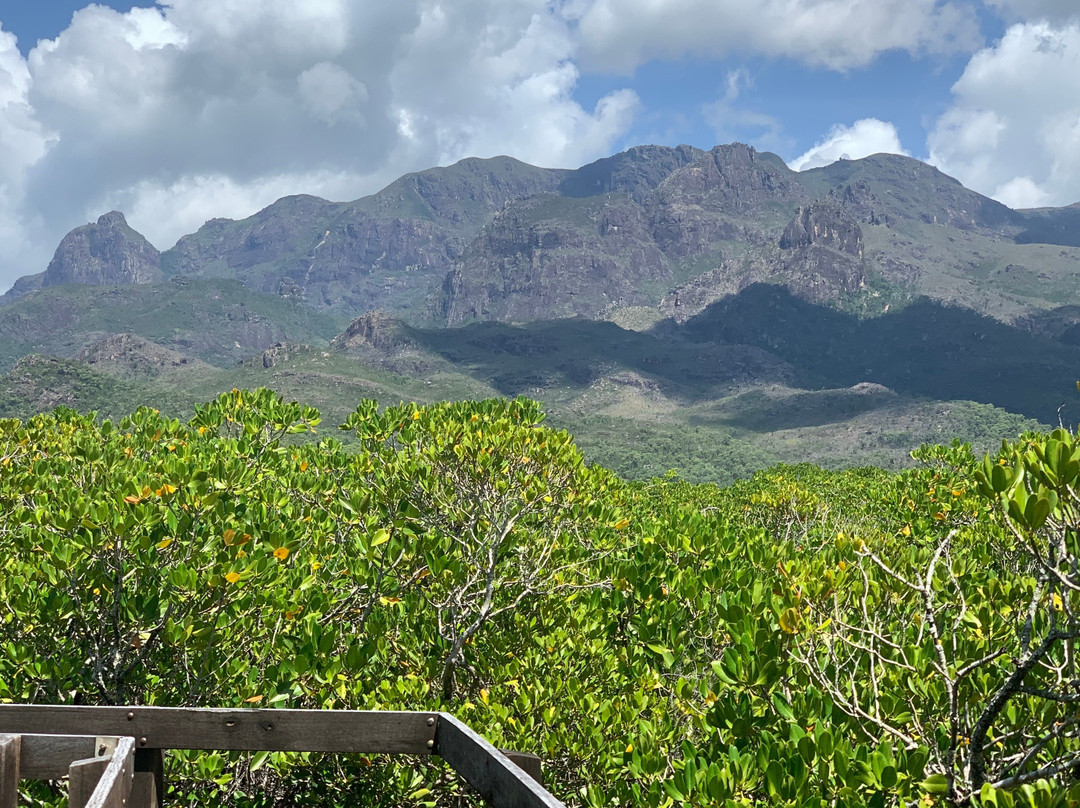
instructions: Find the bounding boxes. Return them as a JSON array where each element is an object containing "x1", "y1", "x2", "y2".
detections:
[
  {"x1": 0, "y1": 272, "x2": 44, "y2": 305},
  {"x1": 441, "y1": 195, "x2": 670, "y2": 325},
  {"x1": 331, "y1": 310, "x2": 438, "y2": 375},
  {"x1": 42, "y1": 212, "x2": 161, "y2": 287},
  {"x1": 559, "y1": 144, "x2": 704, "y2": 203},
  {"x1": 332, "y1": 310, "x2": 415, "y2": 353},
  {"x1": 79, "y1": 333, "x2": 209, "y2": 377},
  {"x1": 780, "y1": 204, "x2": 863, "y2": 257},
  {"x1": 653, "y1": 144, "x2": 806, "y2": 213}
]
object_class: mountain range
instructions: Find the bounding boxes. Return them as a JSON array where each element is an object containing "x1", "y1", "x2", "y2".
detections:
[{"x1": 2, "y1": 142, "x2": 1078, "y2": 483}]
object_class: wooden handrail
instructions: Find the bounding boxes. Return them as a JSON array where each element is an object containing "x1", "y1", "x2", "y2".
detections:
[{"x1": 0, "y1": 705, "x2": 565, "y2": 808}]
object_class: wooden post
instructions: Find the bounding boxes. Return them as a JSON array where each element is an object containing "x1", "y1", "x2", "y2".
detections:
[
  {"x1": 132, "y1": 748, "x2": 164, "y2": 808},
  {"x1": 68, "y1": 757, "x2": 109, "y2": 808},
  {"x1": 501, "y1": 750, "x2": 543, "y2": 786},
  {"x1": 0, "y1": 734, "x2": 21, "y2": 808},
  {"x1": 69, "y1": 736, "x2": 135, "y2": 808}
]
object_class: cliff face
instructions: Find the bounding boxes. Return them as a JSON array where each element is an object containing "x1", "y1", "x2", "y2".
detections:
[
  {"x1": 780, "y1": 204, "x2": 864, "y2": 257},
  {"x1": 441, "y1": 195, "x2": 670, "y2": 325},
  {"x1": 163, "y1": 197, "x2": 463, "y2": 315},
  {"x1": 42, "y1": 212, "x2": 161, "y2": 287}
]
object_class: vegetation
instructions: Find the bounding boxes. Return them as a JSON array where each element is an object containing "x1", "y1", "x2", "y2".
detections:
[{"x1": 2, "y1": 390, "x2": 1080, "y2": 807}]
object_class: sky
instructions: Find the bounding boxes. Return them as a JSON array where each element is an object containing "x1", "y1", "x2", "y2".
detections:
[{"x1": 0, "y1": 0, "x2": 1078, "y2": 293}]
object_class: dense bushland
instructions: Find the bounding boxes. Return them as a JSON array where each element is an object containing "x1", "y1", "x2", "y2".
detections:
[{"x1": 1, "y1": 390, "x2": 1078, "y2": 807}]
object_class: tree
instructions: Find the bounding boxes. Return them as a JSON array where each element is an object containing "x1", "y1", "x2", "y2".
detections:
[
  {"x1": 788, "y1": 434, "x2": 1080, "y2": 806},
  {"x1": 342, "y1": 397, "x2": 612, "y2": 700}
]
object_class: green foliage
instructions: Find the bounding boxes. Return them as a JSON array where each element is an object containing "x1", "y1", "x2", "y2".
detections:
[{"x1": 3, "y1": 390, "x2": 1080, "y2": 807}]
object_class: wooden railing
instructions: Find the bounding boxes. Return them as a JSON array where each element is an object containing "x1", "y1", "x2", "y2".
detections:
[{"x1": 0, "y1": 705, "x2": 564, "y2": 808}]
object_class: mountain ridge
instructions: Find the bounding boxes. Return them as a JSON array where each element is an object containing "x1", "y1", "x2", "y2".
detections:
[{"x1": 1, "y1": 143, "x2": 1077, "y2": 483}]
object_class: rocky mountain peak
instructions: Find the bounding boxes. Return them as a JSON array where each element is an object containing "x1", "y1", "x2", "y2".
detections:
[
  {"x1": 96, "y1": 211, "x2": 129, "y2": 228},
  {"x1": 558, "y1": 144, "x2": 704, "y2": 202},
  {"x1": 42, "y1": 211, "x2": 161, "y2": 288}
]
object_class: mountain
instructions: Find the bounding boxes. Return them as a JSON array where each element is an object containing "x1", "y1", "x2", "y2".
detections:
[
  {"x1": 1, "y1": 211, "x2": 161, "y2": 305},
  {"x1": 1, "y1": 143, "x2": 1077, "y2": 483},
  {"x1": 159, "y1": 157, "x2": 565, "y2": 316},
  {"x1": 9, "y1": 144, "x2": 1078, "y2": 331}
]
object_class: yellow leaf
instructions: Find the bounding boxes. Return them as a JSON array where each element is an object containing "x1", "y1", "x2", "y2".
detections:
[
  {"x1": 156, "y1": 538, "x2": 173, "y2": 550},
  {"x1": 480, "y1": 688, "x2": 489, "y2": 704},
  {"x1": 245, "y1": 695, "x2": 263, "y2": 703},
  {"x1": 225, "y1": 572, "x2": 241, "y2": 584},
  {"x1": 273, "y1": 546, "x2": 290, "y2": 561},
  {"x1": 124, "y1": 495, "x2": 142, "y2": 505},
  {"x1": 612, "y1": 518, "x2": 630, "y2": 530},
  {"x1": 300, "y1": 461, "x2": 308, "y2": 472},
  {"x1": 625, "y1": 743, "x2": 634, "y2": 753},
  {"x1": 412, "y1": 411, "x2": 421, "y2": 420},
  {"x1": 779, "y1": 607, "x2": 801, "y2": 634},
  {"x1": 901, "y1": 525, "x2": 911, "y2": 537},
  {"x1": 223, "y1": 529, "x2": 236, "y2": 545},
  {"x1": 1054, "y1": 593, "x2": 1064, "y2": 611}
]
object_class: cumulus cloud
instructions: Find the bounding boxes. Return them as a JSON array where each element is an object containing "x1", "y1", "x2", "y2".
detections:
[
  {"x1": 983, "y1": 0, "x2": 1080, "y2": 23},
  {"x1": 927, "y1": 21, "x2": 1080, "y2": 208},
  {"x1": 0, "y1": 23, "x2": 52, "y2": 279},
  {"x1": 570, "y1": 0, "x2": 981, "y2": 73},
  {"x1": 788, "y1": 119, "x2": 909, "y2": 171},
  {"x1": 0, "y1": 0, "x2": 641, "y2": 291}
]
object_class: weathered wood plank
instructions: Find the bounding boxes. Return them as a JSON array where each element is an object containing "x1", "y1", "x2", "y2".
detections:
[
  {"x1": 0, "y1": 706, "x2": 437, "y2": 754},
  {"x1": 86, "y1": 736, "x2": 134, "y2": 808},
  {"x1": 76, "y1": 736, "x2": 134, "y2": 808},
  {"x1": 0, "y1": 734, "x2": 20, "y2": 808},
  {"x1": 69, "y1": 757, "x2": 109, "y2": 808},
  {"x1": 17, "y1": 734, "x2": 97, "y2": 778},
  {"x1": 435, "y1": 714, "x2": 564, "y2": 808},
  {"x1": 131, "y1": 748, "x2": 164, "y2": 808}
]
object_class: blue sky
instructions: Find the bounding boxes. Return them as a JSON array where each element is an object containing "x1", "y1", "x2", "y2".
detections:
[{"x1": 0, "y1": 1, "x2": 1078, "y2": 291}]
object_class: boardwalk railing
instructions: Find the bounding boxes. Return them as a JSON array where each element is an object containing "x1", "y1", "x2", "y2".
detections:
[{"x1": 0, "y1": 705, "x2": 564, "y2": 808}]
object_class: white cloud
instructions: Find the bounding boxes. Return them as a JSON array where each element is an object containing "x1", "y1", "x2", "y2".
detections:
[
  {"x1": 788, "y1": 119, "x2": 909, "y2": 171},
  {"x1": 927, "y1": 21, "x2": 1080, "y2": 208},
  {"x1": 570, "y1": 0, "x2": 981, "y2": 73},
  {"x1": 984, "y1": 0, "x2": 1080, "y2": 23},
  {"x1": 703, "y1": 68, "x2": 792, "y2": 155},
  {"x1": 0, "y1": 24, "x2": 52, "y2": 280},
  {"x1": 0, "y1": 0, "x2": 641, "y2": 292}
]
